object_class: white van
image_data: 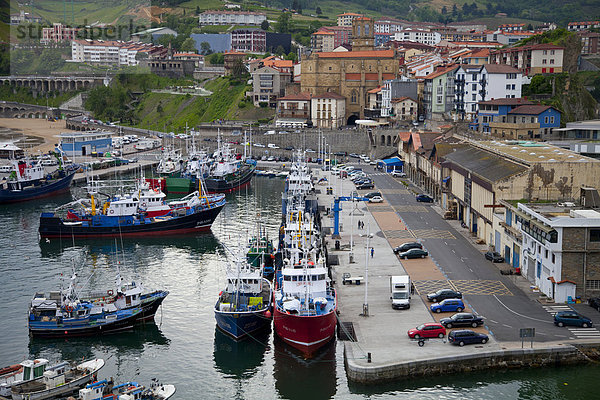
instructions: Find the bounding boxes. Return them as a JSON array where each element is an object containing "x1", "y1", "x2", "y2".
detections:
[{"x1": 390, "y1": 275, "x2": 411, "y2": 310}]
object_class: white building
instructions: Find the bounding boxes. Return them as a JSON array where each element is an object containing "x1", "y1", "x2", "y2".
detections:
[
  {"x1": 71, "y1": 39, "x2": 157, "y2": 66},
  {"x1": 336, "y1": 13, "x2": 363, "y2": 27},
  {"x1": 393, "y1": 28, "x2": 441, "y2": 46},
  {"x1": 485, "y1": 30, "x2": 536, "y2": 45},
  {"x1": 374, "y1": 18, "x2": 404, "y2": 33},
  {"x1": 311, "y1": 92, "x2": 346, "y2": 129},
  {"x1": 454, "y1": 64, "x2": 522, "y2": 120},
  {"x1": 517, "y1": 204, "x2": 600, "y2": 303},
  {"x1": 199, "y1": 10, "x2": 266, "y2": 26}
]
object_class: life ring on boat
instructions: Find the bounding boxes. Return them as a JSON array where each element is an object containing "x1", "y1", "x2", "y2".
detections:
[
  {"x1": 141, "y1": 202, "x2": 147, "y2": 208},
  {"x1": 126, "y1": 219, "x2": 132, "y2": 224},
  {"x1": 109, "y1": 210, "x2": 114, "y2": 214},
  {"x1": 65, "y1": 305, "x2": 73, "y2": 312},
  {"x1": 107, "y1": 290, "x2": 114, "y2": 296}
]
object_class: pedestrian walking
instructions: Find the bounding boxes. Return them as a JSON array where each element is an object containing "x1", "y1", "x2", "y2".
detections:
[{"x1": 371, "y1": 247, "x2": 374, "y2": 258}]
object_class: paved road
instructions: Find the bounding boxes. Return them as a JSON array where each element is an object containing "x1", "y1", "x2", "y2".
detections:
[{"x1": 354, "y1": 163, "x2": 600, "y2": 343}]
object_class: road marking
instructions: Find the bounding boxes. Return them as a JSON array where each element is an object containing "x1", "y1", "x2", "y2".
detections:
[
  {"x1": 444, "y1": 241, "x2": 448, "y2": 245},
  {"x1": 452, "y1": 249, "x2": 456, "y2": 253},
  {"x1": 489, "y1": 319, "x2": 498, "y2": 324},
  {"x1": 493, "y1": 295, "x2": 553, "y2": 323}
]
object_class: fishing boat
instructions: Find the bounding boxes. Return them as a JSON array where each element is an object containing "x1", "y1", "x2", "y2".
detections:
[
  {"x1": 214, "y1": 250, "x2": 273, "y2": 339},
  {"x1": 28, "y1": 270, "x2": 144, "y2": 338},
  {"x1": 0, "y1": 147, "x2": 77, "y2": 204},
  {"x1": 0, "y1": 359, "x2": 50, "y2": 397},
  {"x1": 79, "y1": 265, "x2": 169, "y2": 322},
  {"x1": 272, "y1": 245, "x2": 337, "y2": 357},
  {"x1": 246, "y1": 219, "x2": 276, "y2": 279},
  {"x1": 78, "y1": 379, "x2": 176, "y2": 400},
  {"x1": 204, "y1": 140, "x2": 255, "y2": 193},
  {"x1": 156, "y1": 146, "x2": 183, "y2": 177},
  {"x1": 38, "y1": 187, "x2": 226, "y2": 238},
  {"x1": 10, "y1": 359, "x2": 104, "y2": 400}
]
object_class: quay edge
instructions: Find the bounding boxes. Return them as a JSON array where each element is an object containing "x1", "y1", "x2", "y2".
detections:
[{"x1": 344, "y1": 342, "x2": 597, "y2": 385}]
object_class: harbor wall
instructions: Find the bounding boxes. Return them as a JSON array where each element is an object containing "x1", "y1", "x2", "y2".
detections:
[{"x1": 344, "y1": 343, "x2": 593, "y2": 384}]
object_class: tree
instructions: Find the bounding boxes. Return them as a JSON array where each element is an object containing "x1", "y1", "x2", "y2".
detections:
[
  {"x1": 316, "y1": 6, "x2": 322, "y2": 15},
  {"x1": 292, "y1": 0, "x2": 298, "y2": 10},
  {"x1": 180, "y1": 37, "x2": 196, "y2": 52},
  {"x1": 285, "y1": 51, "x2": 297, "y2": 62},
  {"x1": 261, "y1": 19, "x2": 270, "y2": 31},
  {"x1": 196, "y1": 6, "x2": 200, "y2": 15},
  {"x1": 200, "y1": 41, "x2": 212, "y2": 55},
  {"x1": 231, "y1": 58, "x2": 247, "y2": 78},
  {"x1": 297, "y1": 4, "x2": 302, "y2": 14},
  {"x1": 527, "y1": 23, "x2": 533, "y2": 31},
  {"x1": 275, "y1": 45, "x2": 286, "y2": 56},
  {"x1": 441, "y1": 6, "x2": 447, "y2": 14},
  {"x1": 208, "y1": 53, "x2": 224, "y2": 65},
  {"x1": 452, "y1": 4, "x2": 458, "y2": 16},
  {"x1": 275, "y1": 12, "x2": 291, "y2": 33}
]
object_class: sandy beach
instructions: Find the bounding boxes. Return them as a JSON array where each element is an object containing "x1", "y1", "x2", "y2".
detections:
[{"x1": 0, "y1": 118, "x2": 77, "y2": 153}]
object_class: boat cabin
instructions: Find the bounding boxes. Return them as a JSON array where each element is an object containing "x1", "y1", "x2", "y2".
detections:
[
  {"x1": 105, "y1": 196, "x2": 139, "y2": 216},
  {"x1": 20, "y1": 359, "x2": 50, "y2": 382},
  {"x1": 281, "y1": 266, "x2": 327, "y2": 297},
  {"x1": 42, "y1": 362, "x2": 70, "y2": 390}
]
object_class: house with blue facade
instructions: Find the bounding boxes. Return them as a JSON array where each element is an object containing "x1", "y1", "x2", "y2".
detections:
[
  {"x1": 374, "y1": 32, "x2": 392, "y2": 47},
  {"x1": 472, "y1": 98, "x2": 535, "y2": 133},
  {"x1": 488, "y1": 104, "x2": 561, "y2": 140}
]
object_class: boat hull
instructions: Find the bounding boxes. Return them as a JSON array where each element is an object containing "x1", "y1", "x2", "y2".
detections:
[
  {"x1": 165, "y1": 177, "x2": 192, "y2": 194},
  {"x1": 273, "y1": 308, "x2": 337, "y2": 357},
  {"x1": 214, "y1": 309, "x2": 272, "y2": 339},
  {"x1": 0, "y1": 170, "x2": 75, "y2": 204},
  {"x1": 38, "y1": 203, "x2": 224, "y2": 239},
  {"x1": 138, "y1": 291, "x2": 168, "y2": 321},
  {"x1": 205, "y1": 165, "x2": 255, "y2": 194},
  {"x1": 29, "y1": 310, "x2": 141, "y2": 338}
]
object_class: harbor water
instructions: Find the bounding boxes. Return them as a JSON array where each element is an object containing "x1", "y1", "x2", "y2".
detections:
[{"x1": 1, "y1": 176, "x2": 598, "y2": 400}]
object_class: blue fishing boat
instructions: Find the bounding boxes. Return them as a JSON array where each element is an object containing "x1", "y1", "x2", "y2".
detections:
[
  {"x1": 214, "y1": 251, "x2": 273, "y2": 339},
  {"x1": 28, "y1": 270, "x2": 144, "y2": 338},
  {"x1": 38, "y1": 188, "x2": 226, "y2": 238},
  {"x1": 246, "y1": 219, "x2": 276, "y2": 279},
  {"x1": 0, "y1": 147, "x2": 77, "y2": 204}
]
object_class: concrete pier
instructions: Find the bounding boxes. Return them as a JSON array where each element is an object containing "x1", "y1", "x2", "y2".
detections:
[{"x1": 312, "y1": 166, "x2": 596, "y2": 384}]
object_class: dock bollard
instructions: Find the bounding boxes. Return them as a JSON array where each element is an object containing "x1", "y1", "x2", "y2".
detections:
[{"x1": 367, "y1": 353, "x2": 372, "y2": 363}]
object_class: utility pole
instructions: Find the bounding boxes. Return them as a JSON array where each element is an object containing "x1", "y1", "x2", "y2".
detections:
[{"x1": 361, "y1": 225, "x2": 373, "y2": 317}]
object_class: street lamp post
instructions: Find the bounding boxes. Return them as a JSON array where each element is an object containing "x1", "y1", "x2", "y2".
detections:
[{"x1": 360, "y1": 226, "x2": 373, "y2": 317}]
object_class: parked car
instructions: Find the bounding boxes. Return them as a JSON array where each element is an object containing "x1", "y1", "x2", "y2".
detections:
[
  {"x1": 448, "y1": 330, "x2": 488, "y2": 346},
  {"x1": 485, "y1": 251, "x2": 504, "y2": 263},
  {"x1": 416, "y1": 194, "x2": 434, "y2": 203},
  {"x1": 254, "y1": 143, "x2": 265, "y2": 148},
  {"x1": 430, "y1": 299, "x2": 465, "y2": 313},
  {"x1": 306, "y1": 148, "x2": 316, "y2": 153},
  {"x1": 398, "y1": 248, "x2": 428, "y2": 259},
  {"x1": 554, "y1": 311, "x2": 593, "y2": 328},
  {"x1": 267, "y1": 143, "x2": 279, "y2": 149},
  {"x1": 393, "y1": 242, "x2": 423, "y2": 254},
  {"x1": 370, "y1": 160, "x2": 377, "y2": 165},
  {"x1": 407, "y1": 323, "x2": 446, "y2": 339},
  {"x1": 440, "y1": 313, "x2": 484, "y2": 328},
  {"x1": 285, "y1": 146, "x2": 294, "y2": 151},
  {"x1": 588, "y1": 297, "x2": 600, "y2": 311},
  {"x1": 356, "y1": 182, "x2": 374, "y2": 190},
  {"x1": 427, "y1": 289, "x2": 463, "y2": 303},
  {"x1": 390, "y1": 170, "x2": 407, "y2": 178},
  {"x1": 369, "y1": 196, "x2": 384, "y2": 203},
  {"x1": 333, "y1": 151, "x2": 347, "y2": 156},
  {"x1": 363, "y1": 192, "x2": 382, "y2": 199},
  {"x1": 264, "y1": 130, "x2": 276, "y2": 135},
  {"x1": 349, "y1": 153, "x2": 360, "y2": 158}
]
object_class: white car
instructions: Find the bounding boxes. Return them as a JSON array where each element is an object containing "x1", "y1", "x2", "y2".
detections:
[
  {"x1": 254, "y1": 143, "x2": 266, "y2": 148},
  {"x1": 390, "y1": 170, "x2": 407, "y2": 178},
  {"x1": 268, "y1": 143, "x2": 279, "y2": 149},
  {"x1": 264, "y1": 130, "x2": 276, "y2": 135},
  {"x1": 369, "y1": 195, "x2": 384, "y2": 203},
  {"x1": 306, "y1": 149, "x2": 316, "y2": 153}
]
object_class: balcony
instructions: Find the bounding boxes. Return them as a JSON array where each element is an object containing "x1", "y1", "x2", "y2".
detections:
[
  {"x1": 364, "y1": 108, "x2": 381, "y2": 119},
  {"x1": 278, "y1": 111, "x2": 309, "y2": 119}
]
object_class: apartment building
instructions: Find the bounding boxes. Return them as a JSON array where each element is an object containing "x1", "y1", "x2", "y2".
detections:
[
  {"x1": 393, "y1": 28, "x2": 441, "y2": 46},
  {"x1": 489, "y1": 43, "x2": 564, "y2": 76},
  {"x1": 199, "y1": 10, "x2": 266, "y2": 26},
  {"x1": 337, "y1": 13, "x2": 363, "y2": 27},
  {"x1": 41, "y1": 23, "x2": 79, "y2": 44}
]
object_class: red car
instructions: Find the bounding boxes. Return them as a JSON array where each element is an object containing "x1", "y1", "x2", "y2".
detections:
[{"x1": 407, "y1": 323, "x2": 446, "y2": 339}]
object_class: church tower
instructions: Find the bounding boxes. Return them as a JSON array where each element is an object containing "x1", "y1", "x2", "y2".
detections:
[{"x1": 351, "y1": 17, "x2": 374, "y2": 51}]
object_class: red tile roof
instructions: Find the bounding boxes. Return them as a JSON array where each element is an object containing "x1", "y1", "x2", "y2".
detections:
[
  {"x1": 398, "y1": 131, "x2": 411, "y2": 142},
  {"x1": 367, "y1": 86, "x2": 382, "y2": 94},
  {"x1": 483, "y1": 64, "x2": 520, "y2": 74},
  {"x1": 478, "y1": 98, "x2": 534, "y2": 106},
  {"x1": 508, "y1": 105, "x2": 554, "y2": 115},
  {"x1": 391, "y1": 96, "x2": 416, "y2": 103},
  {"x1": 424, "y1": 65, "x2": 458, "y2": 80}
]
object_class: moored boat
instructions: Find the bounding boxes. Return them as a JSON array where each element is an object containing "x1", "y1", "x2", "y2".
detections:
[
  {"x1": 38, "y1": 189, "x2": 226, "y2": 239},
  {"x1": 78, "y1": 379, "x2": 176, "y2": 400},
  {"x1": 0, "y1": 150, "x2": 77, "y2": 204},
  {"x1": 214, "y1": 251, "x2": 273, "y2": 340},
  {"x1": 10, "y1": 359, "x2": 104, "y2": 400},
  {"x1": 28, "y1": 270, "x2": 145, "y2": 338},
  {"x1": 0, "y1": 359, "x2": 49, "y2": 397}
]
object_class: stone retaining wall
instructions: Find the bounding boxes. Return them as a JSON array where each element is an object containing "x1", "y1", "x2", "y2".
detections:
[{"x1": 345, "y1": 343, "x2": 592, "y2": 384}]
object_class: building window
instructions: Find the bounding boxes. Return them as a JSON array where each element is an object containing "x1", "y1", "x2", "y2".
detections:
[
  {"x1": 544, "y1": 116, "x2": 549, "y2": 124},
  {"x1": 590, "y1": 229, "x2": 600, "y2": 242},
  {"x1": 550, "y1": 116, "x2": 554, "y2": 124},
  {"x1": 586, "y1": 280, "x2": 600, "y2": 290},
  {"x1": 542, "y1": 59, "x2": 547, "y2": 64},
  {"x1": 550, "y1": 59, "x2": 554, "y2": 64},
  {"x1": 552, "y1": 253, "x2": 555, "y2": 263},
  {"x1": 351, "y1": 90, "x2": 357, "y2": 104},
  {"x1": 545, "y1": 249, "x2": 548, "y2": 258},
  {"x1": 472, "y1": 83, "x2": 477, "y2": 90}
]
